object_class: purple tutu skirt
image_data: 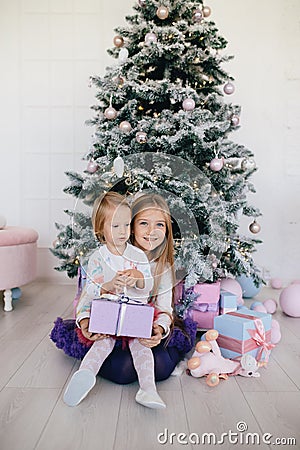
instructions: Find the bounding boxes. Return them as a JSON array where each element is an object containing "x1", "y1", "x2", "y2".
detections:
[{"x1": 50, "y1": 317, "x2": 197, "y2": 360}]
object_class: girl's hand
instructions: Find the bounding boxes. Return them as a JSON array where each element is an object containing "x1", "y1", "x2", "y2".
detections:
[
  {"x1": 101, "y1": 272, "x2": 127, "y2": 295},
  {"x1": 79, "y1": 318, "x2": 110, "y2": 341},
  {"x1": 120, "y1": 269, "x2": 144, "y2": 288},
  {"x1": 138, "y1": 324, "x2": 164, "y2": 348}
]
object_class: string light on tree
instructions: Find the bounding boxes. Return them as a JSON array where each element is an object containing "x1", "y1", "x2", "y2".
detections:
[
  {"x1": 156, "y1": 5, "x2": 169, "y2": 20},
  {"x1": 249, "y1": 220, "x2": 261, "y2": 234}
]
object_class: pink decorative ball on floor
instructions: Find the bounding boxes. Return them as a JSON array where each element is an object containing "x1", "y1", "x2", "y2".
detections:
[
  {"x1": 252, "y1": 303, "x2": 267, "y2": 313},
  {"x1": 271, "y1": 319, "x2": 281, "y2": 344},
  {"x1": 279, "y1": 284, "x2": 300, "y2": 317},
  {"x1": 220, "y1": 278, "x2": 243, "y2": 305},
  {"x1": 270, "y1": 278, "x2": 282, "y2": 289},
  {"x1": 263, "y1": 298, "x2": 277, "y2": 314}
]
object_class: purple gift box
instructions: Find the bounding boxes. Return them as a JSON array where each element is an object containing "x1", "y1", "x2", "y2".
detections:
[
  {"x1": 88, "y1": 297, "x2": 154, "y2": 338},
  {"x1": 188, "y1": 281, "x2": 221, "y2": 329}
]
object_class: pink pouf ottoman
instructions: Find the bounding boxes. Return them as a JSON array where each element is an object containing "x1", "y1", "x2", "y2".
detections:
[{"x1": 0, "y1": 226, "x2": 39, "y2": 311}]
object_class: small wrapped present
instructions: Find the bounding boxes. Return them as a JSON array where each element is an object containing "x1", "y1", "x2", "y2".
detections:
[
  {"x1": 88, "y1": 295, "x2": 154, "y2": 338},
  {"x1": 219, "y1": 289, "x2": 237, "y2": 315},
  {"x1": 188, "y1": 281, "x2": 221, "y2": 329},
  {"x1": 214, "y1": 307, "x2": 274, "y2": 362}
]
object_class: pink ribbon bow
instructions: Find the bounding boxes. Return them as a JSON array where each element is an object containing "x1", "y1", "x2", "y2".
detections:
[{"x1": 247, "y1": 318, "x2": 275, "y2": 363}]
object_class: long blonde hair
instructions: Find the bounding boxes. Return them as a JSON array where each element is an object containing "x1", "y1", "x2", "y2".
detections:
[{"x1": 131, "y1": 193, "x2": 175, "y2": 305}]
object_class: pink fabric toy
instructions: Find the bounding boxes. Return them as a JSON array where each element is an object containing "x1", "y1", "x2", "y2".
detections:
[{"x1": 187, "y1": 329, "x2": 261, "y2": 386}]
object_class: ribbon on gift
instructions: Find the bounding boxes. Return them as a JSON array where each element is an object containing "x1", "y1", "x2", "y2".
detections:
[
  {"x1": 191, "y1": 302, "x2": 219, "y2": 313},
  {"x1": 217, "y1": 311, "x2": 274, "y2": 362}
]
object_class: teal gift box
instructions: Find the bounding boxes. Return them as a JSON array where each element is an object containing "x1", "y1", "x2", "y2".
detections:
[
  {"x1": 219, "y1": 289, "x2": 237, "y2": 314},
  {"x1": 214, "y1": 307, "x2": 274, "y2": 362}
]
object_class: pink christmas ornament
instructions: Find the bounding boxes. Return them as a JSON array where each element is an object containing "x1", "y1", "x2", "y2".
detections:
[
  {"x1": 271, "y1": 319, "x2": 281, "y2": 344},
  {"x1": 223, "y1": 81, "x2": 235, "y2": 95},
  {"x1": 270, "y1": 278, "x2": 283, "y2": 289},
  {"x1": 192, "y1": 8, "x2": 203, "y2": 23},
  {"x1": 202, "y1": 6, "x2": 211, "y2": 17},
  {"x1": 156, "y1": 5, "x2": 169, "y2": 20},
  {"x1": 252, "y1": 303, "x2": 267, "y2": 313},
  {"x1": 104, "y1": 106, "x2": 118, "y2": 120},
  {"x1": 231, "y1": 115, "x2": 240, "y2": 126},
  {"x1": 220, "y1": 278, "x2": 243, "y2": 305},
  {"x1": 135, "y1": 131, "x2": 147, "y2": 143},
  {"x1": 119, "y1": 121, "x2": 132, "y2": 133},
  {"x1": 86, "y1": 161, "x2": 98, "y2": 173},
  {"x1": 210, "y1": 158, "x2": 224, "y2": 172},
  {"x1": 182, "y1": 98, "x2": 195, "y2": 111},
  {"x1": 263, "y1": 298, "x2": 277, "y2": 314},
  {"x1": 291, "y1": 279, "x2": 300, "y2": 285},
  {"x1": 145, "y1": 32, "x2": 157, "y2": 45},
  {"x1": 279, "y1": 284, "x2": 300, "y2": 317}
]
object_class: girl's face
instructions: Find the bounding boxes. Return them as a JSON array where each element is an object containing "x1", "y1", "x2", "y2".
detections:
[
  {"x1": 133, "y1": 208, "x2": 167, "y2": 254},
  {"x1": 103, "y1": 204, "x2": 131, "y2": 254}
]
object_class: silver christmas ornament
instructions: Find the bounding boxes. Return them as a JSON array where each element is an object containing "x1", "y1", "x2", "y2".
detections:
[
  {"x1": 223, "y1": 81, "x2": 235, "y2": 95},
  {"x1": 104, "y1": 106, "x2": 118, "y2": 120},
  {"x1": 249, "y1": 220, "x2": 261, "y2": 234},
  {"x1": 145, "y1": 32, "x2": 157, "y2": 45},
  {"x1": 182, "y1": 98, "x2": 195, "y2": 111},
  {"x1": 193, "y1": 8, "x2": 203, "y2": 23},
  {"x1": 118, "y1": 48, "x2": 129, "y2": 62},
  {"x1": 241, "y1": 158, "x2": 256, "y2": 171},
  {"x1": 156, "y1": 6, "x2": 169, "y2": 20},
  {"x1": 113, "y1": 156, "x2": 125, "y2": 178},
  {"x1": 119, "y1": 121, "x2": 132, "y2": 133},
  {"x1": 135, "y1": 131, "x2": 147, "y2": 143},
  {"x1": 231, "y1": 114, "x2": 240, "y2": 126}
]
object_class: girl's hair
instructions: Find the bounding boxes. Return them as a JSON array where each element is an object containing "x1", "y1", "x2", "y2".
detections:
[
  {"x1": 131, "y1": 193, "x2": 175, "y2": 306},
  {"x1": 92, "y1": 191, "x2": 129, "y2": 243}
]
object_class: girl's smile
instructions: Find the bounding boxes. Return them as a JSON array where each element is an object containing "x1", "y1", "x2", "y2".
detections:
[{"x1": 133, "y1": 208, "x2": 166, "y2": 253}]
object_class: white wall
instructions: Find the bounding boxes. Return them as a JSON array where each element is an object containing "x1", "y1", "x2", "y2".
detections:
[{"x1": 0, "y1": 0, "x2": 299, "y2": 283}]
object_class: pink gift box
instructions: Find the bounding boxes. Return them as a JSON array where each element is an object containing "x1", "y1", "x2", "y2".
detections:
[
  {"x1": 88, "y1": 298, "x2": 154, "y2": 338},
  {"x1": 188, "y1": 281, "x2": 220, "y2": 329}
]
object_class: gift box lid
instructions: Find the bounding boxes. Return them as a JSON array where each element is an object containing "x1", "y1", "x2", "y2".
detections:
[
  {"x1": 214, "y1": 307, "x2": 272, "y2": 341},
  {"x1": 192, "y1": 280, "x2": 221, "y2": 304},
  {"x1": 219, "y1": 290, "x2": 237, "y2": 308}
]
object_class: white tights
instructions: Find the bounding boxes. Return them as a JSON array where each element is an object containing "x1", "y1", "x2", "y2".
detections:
[{"x1": 80, "y1": 337, "x2": 156, "y2": 392}]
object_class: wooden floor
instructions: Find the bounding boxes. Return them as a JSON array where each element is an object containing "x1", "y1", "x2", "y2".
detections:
[{"x1": 0, "y1": 281, "x2": 299, "y2": 450}]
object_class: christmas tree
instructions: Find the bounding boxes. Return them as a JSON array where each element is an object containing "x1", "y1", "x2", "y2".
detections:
[{"x1": 51, "y1": 0, "x2": 262, "y2": 287}]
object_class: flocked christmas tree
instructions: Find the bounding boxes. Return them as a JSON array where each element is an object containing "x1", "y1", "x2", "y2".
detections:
[{"x1": 51, "y1": 0, "x2": 262, "y2": 287}]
